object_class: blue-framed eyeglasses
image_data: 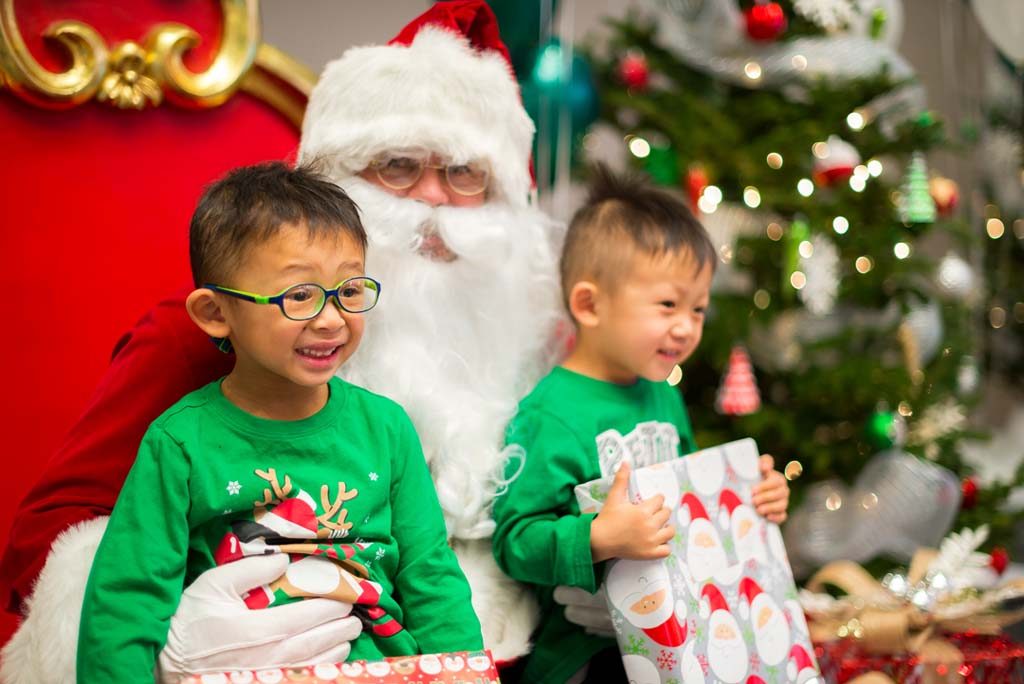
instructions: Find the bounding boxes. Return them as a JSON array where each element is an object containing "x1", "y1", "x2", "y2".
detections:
[{"x1": 205, "y1": 276, "x2": 381, "y2": 321}]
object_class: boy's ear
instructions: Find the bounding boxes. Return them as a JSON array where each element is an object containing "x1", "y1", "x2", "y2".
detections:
[
  {"x1": 567, "y1": 281, "x2": 601, "y2": 328},
  {"x1": 185, "y1": 288, "x2": 232, "y2": 340}
]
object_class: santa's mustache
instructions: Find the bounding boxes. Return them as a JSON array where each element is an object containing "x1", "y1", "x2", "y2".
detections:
[{"x1": 337, "y1": 177, "x2": 517, "y2": 264}]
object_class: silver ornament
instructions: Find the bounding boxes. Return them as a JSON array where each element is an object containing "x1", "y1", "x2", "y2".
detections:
[
  {"x1": 936, "y1": 253, "x2": 974, "y2": 300},
  {"x1": 902, "y1": 300, "x2": 943, "y2": 365}
]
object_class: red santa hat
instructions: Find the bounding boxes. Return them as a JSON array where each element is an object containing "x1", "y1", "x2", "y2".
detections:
[
  {"x1": 699, "y1": 583, "x2": 729, "y2": 620},
  {"x1": 679, "y1": 492, "x2": 711, "y2": 527},
  {"x1": 747, "y1": 677, "x2": 767, "y2": 684},
  {"x1": 787, "y1": 644, "x2": 818, "y2": 682},
  {"x1": 737, "y1": 576, "x2": 765, "y2": 620},
  {"x1": 299, "y1": 0, "x2": 535, "y2": 206},
  {"x1": 718, "y1": 488, "x2": 743, "y2": 528}
]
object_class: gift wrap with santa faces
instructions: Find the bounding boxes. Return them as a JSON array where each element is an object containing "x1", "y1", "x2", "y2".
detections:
[
  {"x1": 177, "y1": 650, "x2": 498, "y2": 683},
  {"x1": 575, "y1": 438, "x2": 822, "y2": 684}
]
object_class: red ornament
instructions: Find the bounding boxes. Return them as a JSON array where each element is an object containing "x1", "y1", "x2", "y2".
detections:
[
  {"x1": 745, "y1": 2, "x2": 787, "y2": 42},
  {"x1": 716, "y1": 345, "x2": 761, "y2": 416},
  {"x1": 929, "y1": 176, "x2": 960, "y2": 217},
  {"x1": 989, "y1": 547, "x2": 1009, "y2": 575},
  {"x1": 617, "y1": 51, "x2": 650, "y2": 90},
  {"x1": 812, "y1": 136, "x2": 861, "y2": 187},
  {"x1": 961, "y1": 476, "x2": 978, "y2": 510},
  {"x1": 686, "y1": 164, "x2": 709, "y2": 213}
]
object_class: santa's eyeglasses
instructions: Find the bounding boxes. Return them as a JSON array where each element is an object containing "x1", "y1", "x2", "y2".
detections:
[{"x1": 369, "y1": 151, "x2": 489, "y2": 197}]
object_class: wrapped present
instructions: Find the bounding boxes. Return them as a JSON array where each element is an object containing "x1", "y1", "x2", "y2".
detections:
[
  {"x1": 177, "y1": 650, "x2": 499, "y2": 683},
  {"x1": 800, "y1": 528, "x2": 1024, "y2": 684},
  {"x1": 574, "y1": 438, "x2": 821, "y2": 683},
  {"x1": 815, "y1": 632, "x2": 1024, "y2": 683}
]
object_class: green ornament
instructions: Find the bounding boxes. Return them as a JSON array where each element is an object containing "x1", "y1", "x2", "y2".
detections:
[
  {"x1": 865, "y1": 407, "x2": 905, "y2": 449},
  {"x1": 896, "y1": 152, "x2": 936, "y2": 225},
  {"x1": 916, "y1": 111, "x2": 936, "y2": 128},
  {"x1": 643, "y1": 144, "x2": 679, "y2": 186},
  {"x1": 870, "y1": 8, "x2": 887, "y2": 40}
]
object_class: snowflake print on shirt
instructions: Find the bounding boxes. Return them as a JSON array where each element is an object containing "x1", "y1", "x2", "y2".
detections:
[
  {"x1": 368, "y1": 472, "x2": 379, "y2": 482},
  {"x1": 226, "y1": 480, "x2": 241, "y2": 495}
]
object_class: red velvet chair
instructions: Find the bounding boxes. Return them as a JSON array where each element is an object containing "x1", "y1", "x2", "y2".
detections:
[{"x1": 0, "y1": 0, "x2": 314, "y2": 645}]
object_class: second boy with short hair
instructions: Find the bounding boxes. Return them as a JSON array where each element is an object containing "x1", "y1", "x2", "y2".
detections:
[
  {"x1": 78, "y1": 162, "x2": 483, "y2": 682},
  {"x1": 492, "y1": 166, "x2": 789, "y2": 683}
]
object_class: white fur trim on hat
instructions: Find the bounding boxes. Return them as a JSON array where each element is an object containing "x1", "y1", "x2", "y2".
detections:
[{"x1": 300, "y1": 27, "x2": 535, "y2": 206}]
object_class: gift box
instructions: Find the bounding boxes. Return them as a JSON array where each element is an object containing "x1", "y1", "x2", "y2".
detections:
[
  {"x1": 178, "y1": 650, "x2": 499, "y2": 683},
  {"x1": 575, "y1": 438, "x2": 821, "y2": 683},
  {"x1": 815, "y1": 633, "x2": 1024, "y2": 684}
]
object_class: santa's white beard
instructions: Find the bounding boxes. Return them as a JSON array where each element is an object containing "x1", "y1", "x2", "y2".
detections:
[
  {"x1": 708, "y1": 613, "x2": 748, "y2": 683},
  {"x1": 337, "y1": 178, "x2": 567, "y2": 539}
]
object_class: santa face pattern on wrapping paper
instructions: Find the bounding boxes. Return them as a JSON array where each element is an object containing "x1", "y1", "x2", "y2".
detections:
[
  {"x1": 606, "y1": 559, "x2": 688, "y2": 647},
  {"x1": 574, "y1": 438, "x2": 820, "y2": 684},
  {"x1": 725, "y1": 498, "x2": 769, "y2": 565},
  {"x1": 745, "y1": 592, "x2": 791, "y2": 666},
  {"x1": 707, "y1": 608, "x2": 749, "y2": 683}
]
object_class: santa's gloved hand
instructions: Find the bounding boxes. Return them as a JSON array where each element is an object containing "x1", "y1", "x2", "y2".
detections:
[
  {"x1": 553, "y1": 585, "x2": 615, "y2": 638},
  {"x1": 158, "y1": 554, "x2": 361, "y2": 682}
]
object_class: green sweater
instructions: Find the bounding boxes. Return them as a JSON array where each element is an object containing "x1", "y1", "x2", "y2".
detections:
[
  {"x1": 78, "y1": 377, "x2": 482, "y2": 682},
  {"x1": 492, "y1": 366, "x2": 697, "y2": 684}
]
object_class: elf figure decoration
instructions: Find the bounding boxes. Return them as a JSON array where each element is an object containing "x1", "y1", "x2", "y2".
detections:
[{"x1": 576, "y1": 439, "x2": 820, "y2": 683}]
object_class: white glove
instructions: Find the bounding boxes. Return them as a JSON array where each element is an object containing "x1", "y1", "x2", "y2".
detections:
[
  {"x1": 158, "y1": 554, "x2": 362, "y2": 682},
  {"x1": 553, "y1": 585, "x2": 615, "y2": 638}
]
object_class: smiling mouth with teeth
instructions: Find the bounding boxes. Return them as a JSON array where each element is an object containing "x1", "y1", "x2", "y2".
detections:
[{"x1": 297, "y1": 347, "x2": 338, "y2": 358}]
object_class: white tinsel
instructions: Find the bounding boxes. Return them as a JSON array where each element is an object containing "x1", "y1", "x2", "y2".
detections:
[
  {"x1": 793, "y1": 0, "x2": 863, "y2": 31},
  {"x1": 928, "y1": 525, "x2": 990, "y2": 579},
  {"x1": 907, "y1": 398, "x2": 968, "y2": 446}
]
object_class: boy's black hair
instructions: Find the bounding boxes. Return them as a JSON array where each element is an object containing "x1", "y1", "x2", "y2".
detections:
[
  {"x1": 560, "y1": 163, "x2": 717, "y2": 308},
  {"x1": 189, "y1": 161, "x2": 367, "y2": 287}
]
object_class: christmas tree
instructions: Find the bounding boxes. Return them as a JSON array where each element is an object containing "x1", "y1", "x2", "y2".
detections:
[{"x1": 580, "y1": 0, "x2": 1023, "y2": 576}]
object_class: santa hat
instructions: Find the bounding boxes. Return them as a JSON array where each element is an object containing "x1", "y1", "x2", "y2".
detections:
[
  {"x1": 679, "y1": 492, "x2": 711, "y2": 527},
  {"x1": 718, "y1": 488, "x2": 743, "y2": 528},
  {"x1": 737, "y1": 577, "x2": 764, "y2": 620},
  {"x1": 787, "y1": 644, "x2": 818, "y2": 682},
  {"x1": 699, "y1": 583, "x2": 729, "y2": 620},
  {"x1": 299, "y1": 0, "x2": 535, "y2": 206},
  {"x1": 747, "y1": 677, "x2": 767, "y2": 684}
]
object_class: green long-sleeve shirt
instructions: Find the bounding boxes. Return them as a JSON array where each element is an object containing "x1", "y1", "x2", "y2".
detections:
[
  {"x1": 78, "y1": 377, "x2": 481, "y2": 682},
  {"x1": 492, "y1": 366, "x2": 696, "y2": 684}
]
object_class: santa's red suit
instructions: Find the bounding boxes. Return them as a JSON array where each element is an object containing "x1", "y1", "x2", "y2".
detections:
[{"x1": 0, "y1": 2, "x2": 565, "y2": 680}]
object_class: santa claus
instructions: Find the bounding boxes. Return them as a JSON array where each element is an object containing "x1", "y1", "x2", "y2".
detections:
[
  {"x1": 0, "y1": 2, "x2": 565, "y2": 680},
  {"x1": 685, "y1": 446, "x2": 726, "y2": 495},
  {"x1": 700, "y1": 584, "x2": 749, "y2": 683},
  {"x1": 719, "y1": 488, "x2": 768, "y2": 565},
  {"x1": 737, "y1": 577, "x2": 790, "y2": 666}
]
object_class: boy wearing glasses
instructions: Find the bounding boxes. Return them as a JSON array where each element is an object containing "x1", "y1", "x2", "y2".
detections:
[{"x1": 77, "y1": 163, "x2": 483, "y2": 682}]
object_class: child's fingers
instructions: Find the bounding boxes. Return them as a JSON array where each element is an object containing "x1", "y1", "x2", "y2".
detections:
[
  {"x1": 759, "y1": 454, "x2": 775, "y2": 476},
  {"x1": 607, "y1": 461, "x2": 632, "y2": 501},
  {"x1": 650, "y1": 506, "x2": 671, "y2": 529},
  {"x1": 654, "y1": 525, "x2": 675, "y2": 544},
  {"x1": 756, "y1": 498, "x2": 789, "y2": 517},
  {"x1": 765, "y1": 511, "x2": 788, "y2": 524},
  {"x1": 642, "y1": 493, "x2": 666, "y2": 513}
]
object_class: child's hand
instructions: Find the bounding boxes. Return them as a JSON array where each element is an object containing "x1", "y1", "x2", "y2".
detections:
[
  {"x1": 752, "y1": 454, "x2": 790, "y2": 524},
  {"x1": 590, "y1": 461, "x2": 675, "y2": 563}
]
